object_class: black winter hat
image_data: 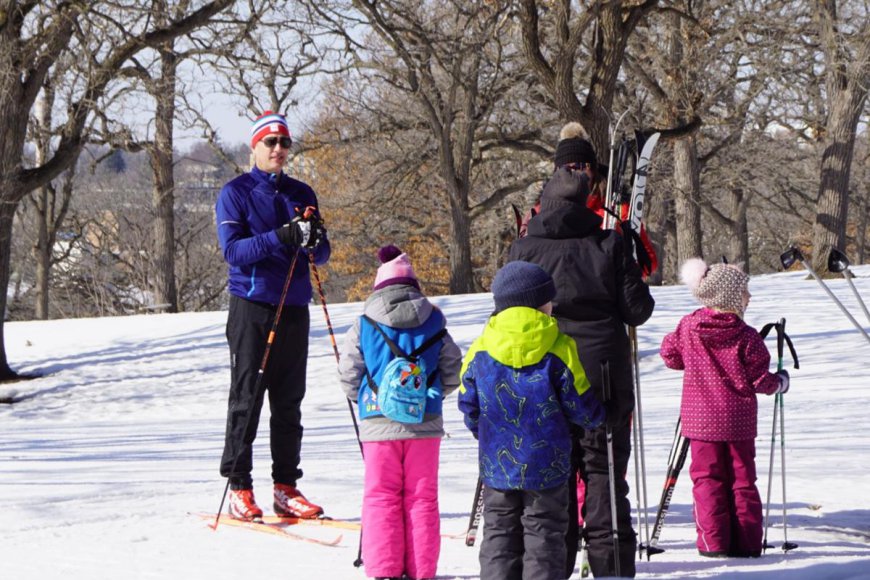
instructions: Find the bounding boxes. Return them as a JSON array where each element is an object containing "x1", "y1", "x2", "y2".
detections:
[
  {"x1": 491, "y1": 261, "x2": 556, "y2": 313},
  {"x1": 554, "y1": 122, "x2": 596, "y2": 169}
]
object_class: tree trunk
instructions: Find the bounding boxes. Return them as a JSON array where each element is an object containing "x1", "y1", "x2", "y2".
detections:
[
  {"x1": 448, "y1": 185, "x2": 474, "y2": 294},
  {"x1": 645, "y1": 167, "x2": 668, "y2": 285},
  {"x1": 672, "y1": 136, "x2": 703, "y2": 262},
  {"x1": 0, "y1": 0, "x2": 232, "y2": 379},
  {"x1": 0, "y1": 46, "x2": 31, "y2": 377},
  {"x1": 811, "y1": 87, "x2": 864, "y2": 274},
  {"x1": 858, "y1": 187, "x2": 868, "y2": 264},
  {"x1": 34, "y1": 83, "x2": 54, "y2": 320},
  {"x1": 727, "y1": 187, "x2": 750, "y2": 271},
  {"x1": 149, "y1": 48, "x2": 179, "y2": 313},
  {"x1": 34, "y1": 185, "x2": 52, "y2": 320},
  {"x1": 0, "y1": 198, "x2": 19, "y2": 378}
]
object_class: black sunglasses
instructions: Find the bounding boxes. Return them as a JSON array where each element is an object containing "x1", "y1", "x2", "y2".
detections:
[{"x1": 261, "y1": 136, "x2": 292, "y2": 149}]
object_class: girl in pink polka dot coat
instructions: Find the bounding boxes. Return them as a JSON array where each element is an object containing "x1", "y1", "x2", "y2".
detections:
[{"x1": 660, "y1": 258, "x2": 789, "y2": 558}]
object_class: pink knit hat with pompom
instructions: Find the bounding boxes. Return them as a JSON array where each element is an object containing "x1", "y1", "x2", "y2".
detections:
[
  {"x1": 373, "y1": 245, "x2": 420, "y2": 290},
  {"x1": 681, "y1": 257, "x2": 749, "y2": 314}
]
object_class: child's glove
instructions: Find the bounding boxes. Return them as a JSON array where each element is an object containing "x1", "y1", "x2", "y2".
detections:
[{"x1": 775, "y1": 369, "x2": 790, "y2": 394}]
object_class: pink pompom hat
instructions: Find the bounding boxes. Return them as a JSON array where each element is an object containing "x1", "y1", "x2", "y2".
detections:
[{"x1": 373, "y1": 245, "x2": 420, "y2": 290}]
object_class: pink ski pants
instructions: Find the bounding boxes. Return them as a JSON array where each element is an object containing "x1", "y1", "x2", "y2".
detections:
[
  {"x1": 689, "y1": 439, "x2": 763, "y2": 556},
  {"x1": 362, "y1": 438, "x2": 441, "y2": 579}
]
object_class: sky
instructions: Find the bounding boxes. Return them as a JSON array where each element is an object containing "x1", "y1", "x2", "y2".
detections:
[{"x1": 1, "y1": 265, "x2": 869, "y2": 580}]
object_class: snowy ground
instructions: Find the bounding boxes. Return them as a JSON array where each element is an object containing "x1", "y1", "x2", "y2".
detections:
[{"x1": 2, "y1": 266, "x2": 870, "y2": 580}]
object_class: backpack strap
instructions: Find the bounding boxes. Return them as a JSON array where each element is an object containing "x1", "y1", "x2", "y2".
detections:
[
  {"x1": 363, "y1": 315, "x2": 411, "y2": 359},
  {"x1": 361, "y1": 315, "x2": 447, "y2": 392}
]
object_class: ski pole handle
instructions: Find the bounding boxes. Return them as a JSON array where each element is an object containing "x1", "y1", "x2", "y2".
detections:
[{"x1": 776, "y1": 318, "x2": 786, "y2": 368}]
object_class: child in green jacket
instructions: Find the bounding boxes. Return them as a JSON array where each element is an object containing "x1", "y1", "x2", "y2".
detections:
[{"x1": 459, "y1": 261, "x2": 605, "y2": 580}]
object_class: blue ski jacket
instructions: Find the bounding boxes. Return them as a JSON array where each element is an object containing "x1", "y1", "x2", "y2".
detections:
[{"x1": 215, "y1": 166, "x2": 330, "y2": 305}]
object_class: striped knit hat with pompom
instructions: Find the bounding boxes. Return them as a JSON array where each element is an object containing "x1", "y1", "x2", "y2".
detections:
[
  {"x1": 681, "y1": 258, "x2": 749, "y2": 314},
  {"x1": 250, "y1": 111, "x2": 291, "y2": 148}
]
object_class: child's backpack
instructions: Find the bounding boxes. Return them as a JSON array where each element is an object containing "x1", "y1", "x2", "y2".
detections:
[{"x1": 362, "y1": 315, "x2": 447, "y2": 424}]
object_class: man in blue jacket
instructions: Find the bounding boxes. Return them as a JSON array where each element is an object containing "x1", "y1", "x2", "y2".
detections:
[{"x1": 215, "y1": 111, "x2": 330, "y2": 521}]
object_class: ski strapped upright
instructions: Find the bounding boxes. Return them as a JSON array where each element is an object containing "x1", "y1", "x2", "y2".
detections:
[
  {"x1": 625, "y1": 129, "x2": 661, "y2": 559},
  {"x1": 598, "y1": 118, "x2": 661, "y2": 562},
  {"x1": 602, "y1": 110, "x2": 630, "y2": 230}
]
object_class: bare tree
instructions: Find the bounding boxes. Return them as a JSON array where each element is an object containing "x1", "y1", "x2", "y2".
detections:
[
  {"x1": 623, "y1": 1, "x2": 821, "y2": 277},
  {"x1": 516, "y1": 0, "x2": 660, "y2": 152},
  {"x1": 24, "y1": 66, "x2": 80, "y2": 319},
  {"x1": 93, "y1": 0, "x2": 246, "y2": 313},
  {"x1": 857, "y1": 135, "x2": 870, "y2": 263},
  {"x1": 0, "y1": 0, "x2": 233, "y2": 380},
  {"x1": 809, "y1": 0, "x2": 870, "y2": 273},
  {"x1": 186, "y1": 1, "x2": 340, "y2": 172},
  {"x1": 307, "y1": 0, "x2": 543, "y2": 293}
]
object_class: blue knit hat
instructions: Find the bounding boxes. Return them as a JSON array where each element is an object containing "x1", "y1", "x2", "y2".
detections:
[{"x1": 491, "y1": 261, "x2": 556, "y2": 313}]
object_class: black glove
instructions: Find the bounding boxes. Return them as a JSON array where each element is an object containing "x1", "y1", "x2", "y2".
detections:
[
  {"x1": 621, "y1": 220, "x2": 636, "y2": 259},
  {"x1": 306, "y1": 218, "x2": 326, "y2": 249},
  {"x1": 620, "y1": 220, "x2": 652, "y2": 275},
  {"x1": 275, "y1": 215, "x2": 325, "y2": 249},
  {"x1": 775, "y1": 369, "x2": 790, "y2": 394}
]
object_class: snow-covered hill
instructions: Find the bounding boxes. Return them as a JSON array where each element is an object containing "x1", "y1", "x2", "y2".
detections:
[{"x1": 2, "y1": 267, "x2": 869, "y2": 579}]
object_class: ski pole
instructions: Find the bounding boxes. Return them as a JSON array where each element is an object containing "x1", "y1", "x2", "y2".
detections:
[
  {"x1": 308, "y1": 255, "x2": 367, "y2": 568},
  {"x1": 759, "y1": 319, "x2": 800, "y2": 552},
  {"x1": 759, "y1": 320, "x2": 780, "y2": 551},
  {"x1": 780, "y1": 246, "x2": 870, "y2": 344},
  {"x1": 827, "y1": 248, "x2": 870, "y2": 325},
  {"x1": 309, "y1": 255, "x2": 364, "y2": 456},
  {"x1": 465, "y1": 476, "x2": 485, "y2": 547},
  {"x1": 761, "y1": 372, "x2": 779, "y2": 552},
  {"x1": 579, "y1": 533, "x2": 591, "y2": 579},
  {"x1": 629, "y1": 327, "x2": 651, "y2": 559},
  {"x1": 211, "y1": 248, "x2": 303, "y2": 531},
  {"x1": 600, "y1": 361, "x2": 621, "y2": 577},
  {"x1": 774, "y1": 319, "x2": 799, "y2": 552},
  {"x1": 646, "y1": 417, "x2": 689, "y2": 558}
]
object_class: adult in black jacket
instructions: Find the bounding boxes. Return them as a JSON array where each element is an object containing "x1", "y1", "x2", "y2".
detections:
[{"x1": 508, "y1": 166, "x2": 655, "y2": 578}]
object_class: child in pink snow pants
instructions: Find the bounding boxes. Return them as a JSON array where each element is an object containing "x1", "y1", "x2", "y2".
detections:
[
  {"x1": 660, "y1": 258, "x2": 789, "y2": 558},
  {"x1": 337, "y1": 245, "x2": 462, "y2": 580}
]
